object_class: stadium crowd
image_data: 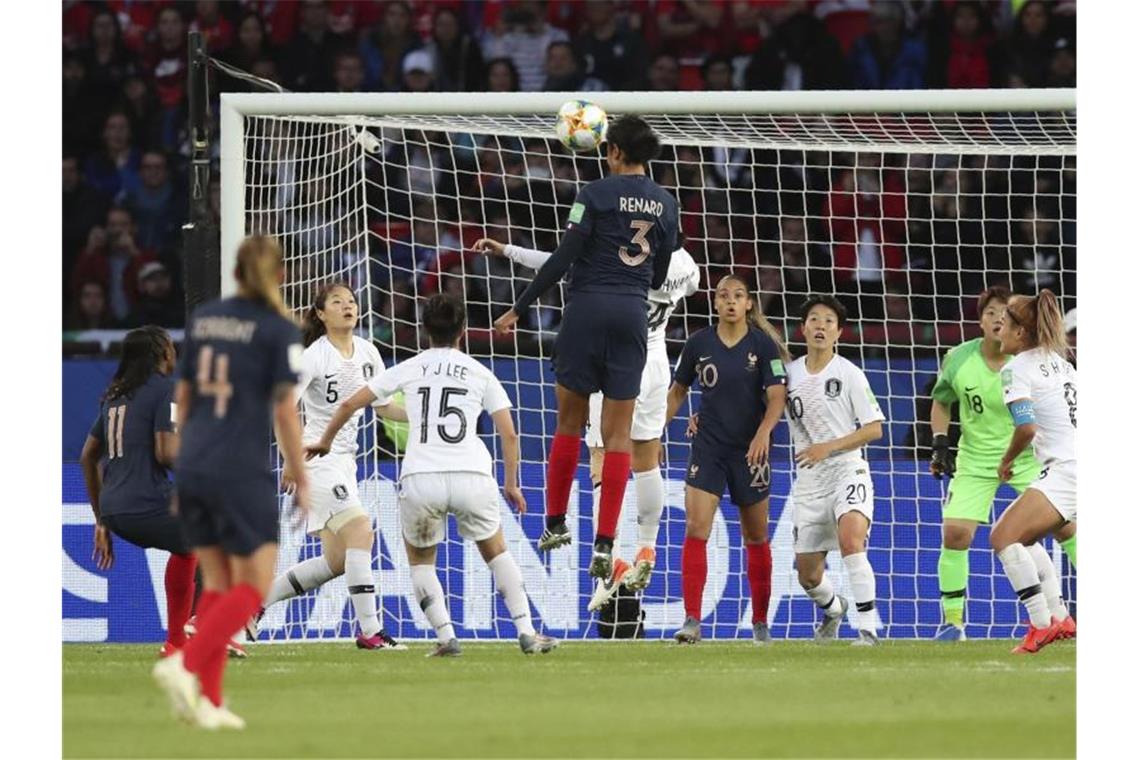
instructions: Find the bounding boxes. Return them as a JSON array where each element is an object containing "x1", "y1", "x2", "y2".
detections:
[{"x1": 62, "y1": 0, "x2": 1077, "y2": 354}]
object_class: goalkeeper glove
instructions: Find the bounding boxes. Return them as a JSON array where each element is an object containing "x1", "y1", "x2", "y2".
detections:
[{"x1": 930, "y1": 433, "x2": 956, "y2": 480}]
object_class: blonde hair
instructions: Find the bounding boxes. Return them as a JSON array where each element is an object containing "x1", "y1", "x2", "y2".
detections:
[
  {"x1": 1006, "y1": 289, "x2": 1069, "y2": 358},
  {"x1": 235, "y1": 235, "x2": 291, "y2": 321},
  {"x1": 717, "y1": 274, "x2": 791, "y2": 362}
]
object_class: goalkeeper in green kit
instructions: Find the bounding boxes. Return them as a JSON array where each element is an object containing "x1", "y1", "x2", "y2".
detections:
[{"x1": 929, "y1": 286, "x2": 1076, "y2": 640}]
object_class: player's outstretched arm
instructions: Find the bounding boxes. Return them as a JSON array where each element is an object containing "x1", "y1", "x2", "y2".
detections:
[
  {"x1": 796, "y1": 420, "x2": 884, "y2": 468},
  {"x1": 310, "y1": 385, "x2": 378, "y2": 457},
  {"x1": 491, "y1": 408, "x2": 526, "y2": 514},
  {"x1": 273, "y1": 385, "x2": 310, "y2": 516},
  {"x1": 747, "y1": 384, "x2": 787, "y2": 467},
  {"x1": 495, "y1": 229, "x2": 587, "y2": 334},
  {"x1": 998, "y1": 399, "x2": 1038, "y2": 481},
  {"x1": 373, "y1": 398, "x2": 408, "y2": 422},
  {"x1": 473, "y1": 238, "x2": 552, "y2": 272}
]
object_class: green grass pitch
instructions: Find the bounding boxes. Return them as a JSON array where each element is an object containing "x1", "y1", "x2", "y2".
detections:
[{"x1": 64, "y1": 640, "x2": 1074, "y2": 758}]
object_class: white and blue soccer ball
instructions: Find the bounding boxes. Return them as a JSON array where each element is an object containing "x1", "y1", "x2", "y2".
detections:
[{"x1": 555, "y1": 100, "x2": 608, "y2": 153}]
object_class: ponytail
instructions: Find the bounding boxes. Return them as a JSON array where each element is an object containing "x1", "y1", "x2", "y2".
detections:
[
  {"x1": 235, "y1": 235, "x2": 292, "y2": 321},
  {"x1": 103, "y1": 326, "x2": 171, "y2": 403},
  {"x1": 719, "y1": 274, "x2": 791, "y2": 363},
  {"x1": 301, "y1": 281, "x2": 354, "y2": 347},
  {"x1": 1006, "y1": 289, "x2": 1070, "y2": 359}
]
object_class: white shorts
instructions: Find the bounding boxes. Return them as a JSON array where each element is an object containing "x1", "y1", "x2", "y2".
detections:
[
  {"x1": 1027, "y1": 460, "x2": 1076, "y2": 523},
  {"x1": 305, "y1": 453, "x2": 366, "y2": 536},
  {"x1": 791, "y1": 461, "x2": 875, "y2": 554},
  {"x1": 585, "y1": 350, "x2": 670, "y2": 448},
  {"x1": 398, "y1": 472, "x2": 502, "y2": 548}
]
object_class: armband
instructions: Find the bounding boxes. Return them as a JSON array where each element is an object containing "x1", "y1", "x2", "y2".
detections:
[{"x1": 1008, "y1": 399, "x2": 1036, "y2": 426}]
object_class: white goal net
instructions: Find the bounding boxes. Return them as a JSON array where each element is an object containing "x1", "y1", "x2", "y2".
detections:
[{"x1": 223, "y1": 90, "x2": 1076, "y2": 642}]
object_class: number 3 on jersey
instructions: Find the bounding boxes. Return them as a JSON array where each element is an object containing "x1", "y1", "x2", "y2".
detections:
[
  {"x1": 618, "y1": 220, "x2": 654, "y2": 266},
  {"x1": 417, "y1": 386, "x2": 468, "y2": 444}
]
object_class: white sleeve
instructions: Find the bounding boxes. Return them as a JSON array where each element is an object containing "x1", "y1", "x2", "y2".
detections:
[
  {"x1": 1002, "y1": 356, "x2": 1033, "y2": 403},
  {"x1": 367, "y1": 362, "x2": 404, "y2": 403},
  {"x1": 848, "y1": 364, "x2": 885, "y2": 425},
  {"x1": 680, "y1": 249, "x2": 700, "y2": 296},
  {"x1": 503, "y1": 244, "x2": 553, "y2": 272},
  {"x1": 482, "y1": 373, "x2": 513, "y2": 415},
  {"x1": 296, "y1": 346, "x2": 319, "y2": 398},
  {"x1": 366, "y1": 344, "x2": 393, "y2": 407}
]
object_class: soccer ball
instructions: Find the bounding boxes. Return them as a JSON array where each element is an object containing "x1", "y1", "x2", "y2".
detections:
[{"x1": 555, "y1": 100, "x2": 608, "y2": 153}]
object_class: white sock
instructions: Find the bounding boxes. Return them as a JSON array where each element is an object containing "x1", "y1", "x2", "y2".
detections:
[
  {"x1": 843, "y1": 552, "x2": 878, "y2": 632},
  {"x1": 488, "y1": 552, "x2": 535, "y2": 637},
  {"x1": 997, "y1": 544, "x2": 1052, "y2": 628},
  {"x1": 345, "y1": 548, "x2": 381, "y2": 638},
  {"x1": 591, "y1": 481, "x2": 609, "y2": 540},
  {"x1": 803, "y1": 573, "x2": 843, "y2": 617},
  {"x1": 265, "y1": 556, "x2": 335, "y2": 606},
  {"x1": 410, "y1": 564, "x2": 456, "y2": 643},
  {"x1": 1027, "y1": 542, "x2": 1069, "y2": 621},
  {"x1": 633, "y1": 469, "x2": 665, "y2": 549}
]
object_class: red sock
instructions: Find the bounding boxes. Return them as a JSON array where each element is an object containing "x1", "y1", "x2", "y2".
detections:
[
  {"x1": 164, "y1": 554, "x2": 197, "y2": 648},
  {"x1": 545, "y1": 433, "x2": 581, "y2": 521},
  {"x1": 746, "y1": 542, "x2": 773, "y2": 625},
  {"x1": 192, "y1": 589, "x2": 221, "y2": 632},
  {"x1": 182, "y1": 584, "x2": 261, "y2": 674},
  {"x1": 596, "y1": 451, "x2": 631, "y2": 542},
  {"x1": 681, "y1": 536, "x2": 708, "y2": 621},
  {"x1": 198, "y1": 646, "x2": 227, "y2": 707}
]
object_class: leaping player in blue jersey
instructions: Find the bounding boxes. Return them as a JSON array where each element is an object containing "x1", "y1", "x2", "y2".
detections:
[{"x1": 493, "y1": 115, "x2": 679, "y2": 580}]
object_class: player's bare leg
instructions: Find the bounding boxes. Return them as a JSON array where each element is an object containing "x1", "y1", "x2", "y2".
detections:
[
  {"x1": 591, "y1": 395, "x2": 636, "y2": 579},
  {"x1": 797, "y1": 552, "x2": 849, "y2": 643},
  {"x1": 839, "y1": 512, "x2": 879, "y2": 646},
  {"x1": 477, "y1": 531, "x2": 557, "y2": 654},
  {"x1": 674, "y1": 487, "x2": 717, "y2": 643},
  {"x1": 739, "y1": 499, "x2": 772, "y2": 645},
  {"x1": 991, "y1": 490, "x2": 1068, "y2": 654},
  {"x1": 538, "y1": 384, "x2": 590, "y2": 552},
  {"x1": 407, "y1": 542, "x2": 460, "y2": 657},
  {"x1": 624, "y1": 438, "x2": 665, "y2": 591}
]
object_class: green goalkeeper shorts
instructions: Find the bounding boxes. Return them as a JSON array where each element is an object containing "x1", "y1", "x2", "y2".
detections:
[{"x1": 943, "y1": 468, "x2": 1039, "y2": 523}]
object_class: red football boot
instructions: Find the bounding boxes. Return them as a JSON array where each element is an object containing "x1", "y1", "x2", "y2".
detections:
[{"x1": 1012, "y1": 621, "x2": 1061, "y2": 654}]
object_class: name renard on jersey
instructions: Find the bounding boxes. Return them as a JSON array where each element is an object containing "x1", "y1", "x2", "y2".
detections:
[{"x1": 618, "y1": 196, "x2": 666, "y2": 216}]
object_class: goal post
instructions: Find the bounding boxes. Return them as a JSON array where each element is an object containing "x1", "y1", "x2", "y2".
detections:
[{"x1": 219, "y1": 89, "x2": 1075, "y2": 642}]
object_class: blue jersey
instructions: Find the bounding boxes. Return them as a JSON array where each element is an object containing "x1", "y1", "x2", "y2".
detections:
[
  {"x1": 674, "y1": 327, "x2": 788, "y2": 450},
  {"x1": 177, "y1": 297, "x2": 302, "y2": 479},
  {"x1": 565, "y1": 174, "x2": 679, "y2": 298},
  {"x1": 89, "y1": 375, "x2": 176, "y2": 517}
]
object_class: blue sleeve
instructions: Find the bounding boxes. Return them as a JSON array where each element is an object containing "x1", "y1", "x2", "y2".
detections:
[
  {"x1": 756, "y1": 333, "x2": 788, "y2": 389},
  {"x1": 512, "y1": 228, "x2": 588, "y2": 313},
  {"x1": 674, "y1": 334, "x2": 699, "y2": 388},
  {"x1": 1008, "y1": 399, "x2": 1036, "y2": 426},
  {"x1": 88, "y1": 409, "x2": 105, "y2": 442},
  {"x1": 268, "y1": 318, "x2": 303, "y2": 390},
  {"x1": 153, "y1": 379, "x2": 175, "y2": 434}
]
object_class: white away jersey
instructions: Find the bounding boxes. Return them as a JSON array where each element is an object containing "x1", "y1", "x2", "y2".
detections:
[
  {"x1": 504, "y1": 244, "x2": 699, "y2": 352},
  {"x1": 785, "y1": 354, "x2": 885, "y2": 488},
  {"x1": 1002, "y1": 348, "x2": 1076, "y2": 466},
  {"x1": 298, "y1": 336, "x2": 386, "y2": 456},
  {"x1": 366, "y1": 347, "x2": 512, "y2": 478}
]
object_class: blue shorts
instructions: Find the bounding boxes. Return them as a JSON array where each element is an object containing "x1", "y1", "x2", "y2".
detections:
[
  {"x1": 554, "y1": 292, "x2": 647, "y2": 401},
  {"x1": 102, "y1": 510, "x2": 192, "y2": 556},
  {"x1": 685, "y1": 439, "x2": 771, "y2": 507},
  {"x1": 177, "y1": 470, "x2": 279, "y2": 556}
]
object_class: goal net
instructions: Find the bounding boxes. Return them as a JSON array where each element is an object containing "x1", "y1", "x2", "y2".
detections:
[{"x1": 222, "y1": 90, "x2": 1076, "y2": 642}]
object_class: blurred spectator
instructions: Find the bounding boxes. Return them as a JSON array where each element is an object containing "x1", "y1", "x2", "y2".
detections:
[
  {"x1": 84, "y1": 111, "x2": 141, "y2": 201},
  {"x1": 63, "y1": 1, "x2": 95, "y2": 52},
  {"x1": 191, "y1": 1, "x2": 235, "y2": 53},
  {"x1": 361, "y1": 0, "x2": 422, "y2": 91},
  {"x1": 251, "y1": 57, "x2": 282, "y2": 85},
  {"x1": 104, "y1": 0, "x2": 158, "y2": 52},
  {"x1": 246, "y1": 0, "x2": 301, "y2": 47},
  {"x1": 849, "y1": 1, "x2": 926, "y2": 90},
  {"x1": 226, "y1": 12, "x2": 277, "y2": 73},
  {"x1": 143, "y1": 6, "x2": 187, "y2": 109},
  {"x1": 333, "y1": 50, "x2": 367, "y2": 92},
  {"x1": 815, "y1": 0, "x2": 872, "y2": 55},
  {"x1": 66, "y1": 281, "x2": 116, "y2": 332},
  {"x1": 63, "y1": 54, "x2": 101, "y2": 156},
  {"x1": 574, "y1": 0, "x2": 647, "y2": 90},
  {"x1": 72, "y1": 206, "x2": 158, "y2": 324},
  {"x1": 701, "y1": 54, "x2": 735, "y2": 90},
  {"x1": 125, "y1": 262, "x2": 183, "y2": 328},
  {"x1": 656, "y1": 1, "x2": 727, "y2": 58},
  {"x1": 285, "y1": 0, "x2": 348, "y2": 91},
  {"x1": 484, "y1": 57, "x2": 521, "y2": 91},
  {"x1": 402, "y1": 49, "x2": 436, "y2": 92},
  {"x1": 543, "y1": 41, "x2": 606, "y2": 91},
  {"x1": 481, "y1": 0, "x2": 569, "y2": 91},
  {"x1": 80, "y1": 8, "x2": 137, "y2": 105},
  {"x1": 1047, "y1": 37, "x2": 1075, "y2": 88},
  {"x1": 125, "y1": 151, "x2": 180, "y2": 255},
  {"x1": 63, "y1": 156, "x2": 110, "y2": 281},
  {"x1": 998, "y1": 0, "x2": 1054, "y2": 88},
  {"x1": 647, "y1": 52, "x2": 680, "y2": 91},
  {"x1": 425, "y1": 6, "x2": 485, "y2": 91},
  {"x1": 120, "y1": 75, "x2": 160, "y2": 151},
  {"x1": 745, "y1": 4, "x2": 848, "y2": 90},
  {"x1": 927, "y1": 1, "x2": 995, "y2": 89}
]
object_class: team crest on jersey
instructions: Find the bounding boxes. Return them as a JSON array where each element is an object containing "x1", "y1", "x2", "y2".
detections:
[
  {"x1": 362, "y1": 363, "x2": 375, "y2": 379},
  {"x1": 332, "y1": 484, "x2": 349, "y2": 501},
  {"x1": 825, "y1": 378, "x2": 843, "y2": 398},
  {"x1": 746, "y1": 352, "x2": 758, "y2": 372},
  {"x1": 689, "y1": 463, "x2": 700, "y2": 479}
]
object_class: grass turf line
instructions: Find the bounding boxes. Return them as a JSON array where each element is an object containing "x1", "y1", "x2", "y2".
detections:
[{"x1": 64, "y1": 640, "x2": 1074, "y2": 759}]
